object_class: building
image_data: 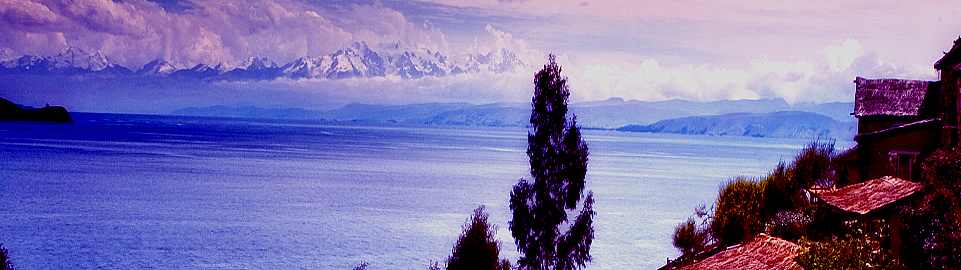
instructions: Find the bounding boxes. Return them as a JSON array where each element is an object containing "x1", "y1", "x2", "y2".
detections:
[
  {"x1": 812, "y1": 176, "x2": 924, "y2": 260},
  {"x1": 852, "y1": 37, "x2": 961, "y2": 182}
]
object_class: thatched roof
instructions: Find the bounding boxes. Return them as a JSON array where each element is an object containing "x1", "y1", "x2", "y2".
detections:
[
  {"x1": 813, "y1": 176, "x2": 923, "y2": 215},
  {"x1": 854, "y1": 77, "x2": 932, "y2": 117},
  {"x1": 935, "y1": 37, "x2": 961, "y2": 70},
  {"x1": 678, "y1": 234, "x2": 804, "y2": 270}
]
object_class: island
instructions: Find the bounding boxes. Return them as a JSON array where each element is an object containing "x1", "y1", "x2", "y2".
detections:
[{"x1": 0, "y1": 97, "x2": 73, "y2": 123}]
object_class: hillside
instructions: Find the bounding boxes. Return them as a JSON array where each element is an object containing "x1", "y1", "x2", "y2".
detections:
[
  {"x1": 617, "y1": 111, "x2": 856, "y2": 140},
  {"x1": 172, "y1": 98, "x2": 856, "y2": 132}
]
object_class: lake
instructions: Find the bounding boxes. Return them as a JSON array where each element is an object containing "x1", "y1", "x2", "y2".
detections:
[{"x1": 0, "y1": 113, "x2": 854, "y2": 269}]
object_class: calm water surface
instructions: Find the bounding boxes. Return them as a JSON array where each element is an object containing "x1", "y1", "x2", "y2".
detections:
[{"x1": 0, "y1": 113, "x2": 853, "y2": 269}]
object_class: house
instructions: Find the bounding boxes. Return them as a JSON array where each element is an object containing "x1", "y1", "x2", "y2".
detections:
[
  {"x1": 852, "y1": 37, "x2": 961, "y2": 182},
  {"x1": 811, "y1": 176, "x2": 924, "y2": 261}
]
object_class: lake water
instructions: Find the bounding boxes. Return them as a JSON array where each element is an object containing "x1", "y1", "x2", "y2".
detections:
[{"x1": 0, "y1": 113, "x2": 853, "y2": 269}]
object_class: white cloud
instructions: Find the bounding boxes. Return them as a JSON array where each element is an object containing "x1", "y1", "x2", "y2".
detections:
[
  {"x1": 563, "y1": 39, "x2": 938, "y2": 104},
  {"x1": 0, "y1": 0, "x2": 452, "y2": 68},
  {"x1": 826, "y1": 39, "x2": 863, "y2": 72}
]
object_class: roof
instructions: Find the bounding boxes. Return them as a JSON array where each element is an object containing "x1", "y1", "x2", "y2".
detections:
[
  {"x1": 935, "y1": 37, "x2": 961, "y2": 69},
  {"x1": 678, "y1": 234, "x2": 804, "y2": 270},
  {"x1": 854, "y1": 77, "x2": 932, "y2": 117},
  {"x1": 813, "y1": 176, "x2": 924, "y2": 215}
]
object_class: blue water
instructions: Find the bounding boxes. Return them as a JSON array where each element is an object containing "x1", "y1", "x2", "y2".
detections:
[{"x1": 0, "y1": 113, "x2": 853, "y2": 269}]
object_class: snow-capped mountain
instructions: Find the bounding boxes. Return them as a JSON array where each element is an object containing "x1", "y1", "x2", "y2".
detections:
[
  {"x1": 0, "y1": 47, "x2": 125, "y2": 75},
  {"x1": 52, "y1": 47, "x2": 110, "y2": 71},
  {"x1": 137, "y1": 59, "x2": 178, "y2": 76},
  {"x1": 0, "y1": 43, "x2": 529, "y2": 80}
]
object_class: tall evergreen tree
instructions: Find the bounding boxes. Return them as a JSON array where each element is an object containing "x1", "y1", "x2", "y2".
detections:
[{"x1": 510, "y1": 54, "x2": 595, "y2": 270}]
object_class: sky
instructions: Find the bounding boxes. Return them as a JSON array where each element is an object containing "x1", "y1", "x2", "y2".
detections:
[{"x1": 2, "y1": 0, "x2": 961, "y2": 112}]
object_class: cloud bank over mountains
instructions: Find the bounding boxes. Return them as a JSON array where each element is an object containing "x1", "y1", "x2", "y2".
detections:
[
  {"x1": 0, "y1": 0, "x2": 952, "y2": 113},
  {"x1": 0, "y1": 0, "x2": 457, "y2": 69}
]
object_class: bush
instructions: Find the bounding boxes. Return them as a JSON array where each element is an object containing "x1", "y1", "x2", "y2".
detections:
[
  {"x1": 447, "y1": 206, "x2": 511, "y2": 270},
  {"x1": 795, "y1": 219, "x2": 896, "y2": 270},
  {"x1": 672, "y1": 217, "x2": 709, "y2": 255},
  {"x1": 900, "y1": 148, "x2": 961, "y2": 269},
  {"x1": 791, "y1": 140, "x2": 835, "y2": 189},
  {"x1": 764, "y1": 210, "x2": 811, "y2": 242},
  {"x1": 710, "y1": 177, "x2": 765, "y2": 246},
  {"x1": 0, "y1": 244, "x2": 12, "y2": 270},
  {"x1": 762, "y1": 161, "x2": 804, "y2": 216}
]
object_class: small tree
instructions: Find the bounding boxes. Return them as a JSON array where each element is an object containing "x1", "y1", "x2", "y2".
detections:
[
  {"x1": 672, "y1": 219, "x2": 709, "y2": 256},
  {"x1": 710, "y1": 177, "x2": 765, "y2": 246},
  {"x1": 447, "y1": 206, "x2": 511, "y2": 270},
  {"x1": 510, "y1": 54, "x2": 595, "y2": 270},
  {"x1": 791, "y1": 140, "x2": 835, "y2": 189}
]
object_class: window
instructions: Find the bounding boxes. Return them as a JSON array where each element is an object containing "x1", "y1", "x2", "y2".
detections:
[{"x1": 889, "y1": 151, "x2": 918, "y2": 180}]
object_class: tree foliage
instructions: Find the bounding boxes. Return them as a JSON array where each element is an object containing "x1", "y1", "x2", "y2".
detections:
[
  {"x1": 0, "y1": 244, "x2": 12, "y2": 270},
  {"x1": 447, "y1": 206, "x2": 511, "y2": 270},
  {"x1": 900, "y1": 148, "x2": 961, "y2": 269},
  {"x1": 672, "y1": 217, "x2": 709, "y2": 256},
  {"x1": 791, "y1": 140, "x2": 835, "y2": 189},
  {"x1": 795, "y1": 219, "x2": 896, "y2": 270},
  {"x1": 710, "y1": 177, "x2": 765, "y2": 246},
  {"x1": 510, "y1": 54, "x2": 595, "y2": 270}
]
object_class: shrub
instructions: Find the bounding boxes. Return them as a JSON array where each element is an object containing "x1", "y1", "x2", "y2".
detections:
[
  {"x1": 762, "y1": 161, "x2": 805, "y2": 216},
  {"x1": 765, "y1": 210, "x2": 811, "y2": 242},
  {"x1": 672, "y1": 217, "x2": 709, "y2": 255},
  {"x1": 795, "y1": 218, "x2": 896, "y2": 270},
  {"x1": 0, "y1": 244, "x2": 12, "y2": 270},
  {"x1": 710, "y1": 177, "x2": 765, "y2": 246},
  {"x1": 447, "y1": 206, "x2": 511, "y2": 270},
  {"x1": 900, "y1": 148, "x2": 961, "y2": 269},
  {"x1": 790, "y1": 140, "x2": 835, "y2": 189}
]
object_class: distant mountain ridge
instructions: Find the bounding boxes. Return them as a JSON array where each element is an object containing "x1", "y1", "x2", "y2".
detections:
[
  {"x1": 617, "y1": 111, "x2": 856, "y2": 140},
  {"x1": 171, "y1": 99, "x2": 858, "y2": 140},
  {"x1": 0, "y1": 43, "x2": 528, "y2": 81}
]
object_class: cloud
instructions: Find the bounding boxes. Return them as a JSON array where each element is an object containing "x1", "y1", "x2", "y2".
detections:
[
  {"x1": 0, "y1": 0, "x2": 452, "y2": 68},
  {"x1": 563, "y1": 39, "x2": 938, "y2": 104}
]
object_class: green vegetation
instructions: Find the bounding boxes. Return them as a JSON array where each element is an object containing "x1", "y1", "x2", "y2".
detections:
[
  {"x1": 900, "y1": 148, "x2": 961, "y2": 269},
  {"x1": 794, "y1": 218, "x2": 897, "y2": 270},
  {"x1": 711, "y1": 178, "x2": 766, "y2": 246},
  {"x1": 510, "y1": 54, "x2": 595, "y2": 270},
  {"x1": 446, "y1": 206, "x2": 511, "y2": 270},
  {"x1": 671, "y1": 140, "x2": 961, "y2": 269},
  {"x1": 672, "y1": 140, "x2": 838, "y2": 258},
  {"x1": 671, "y1": 205, "x2": 710, "y2": 255},
  {"x1": 1, "y1": 244, "x2": 12, "y2": 270}
]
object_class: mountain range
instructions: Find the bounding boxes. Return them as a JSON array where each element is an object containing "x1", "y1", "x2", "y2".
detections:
[
  {"x1": 172, "y1": 98, "x2": 858, "y2": 140},
  {"x1": 0, "y1": 43, "x2": 528, "y2": 81},
  {"x1": 617, "y1": 111, "x2": 856, "y2": 140}
]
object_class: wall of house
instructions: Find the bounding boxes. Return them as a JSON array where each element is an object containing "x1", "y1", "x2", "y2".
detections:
[
  {"x1": 941, "y1": 68, "x2": 959, "y2": 148},
  {"x1": 857, "y1": 124, "x2": 941, "y2": 182},
  {"x1": 857, "y1": 115, "x2": 928, "y2": 134}
]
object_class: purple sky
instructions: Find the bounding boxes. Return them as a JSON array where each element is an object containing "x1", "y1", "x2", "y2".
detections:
[{"x1": 2, "y1": 0, "x2": 960, "y2": 110}]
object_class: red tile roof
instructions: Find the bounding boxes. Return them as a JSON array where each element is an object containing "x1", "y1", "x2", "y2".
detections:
[
  {"x1": 678, "y1": 234, "x2": 804, "y2": 270},
  {"x1": 813, "y1": 176, "x2": 923, "y2": 215}
]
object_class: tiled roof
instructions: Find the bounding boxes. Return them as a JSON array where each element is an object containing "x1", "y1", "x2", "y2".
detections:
[
  {"x1": 854, "y1": 77, "x2": 932, "y2": 117},
  {"x1": 678, "y1": 234, "x2": 803, "y2": 270},
  {"x1": 813, "y1": 176, "x2": 923, "y2": 215}
]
